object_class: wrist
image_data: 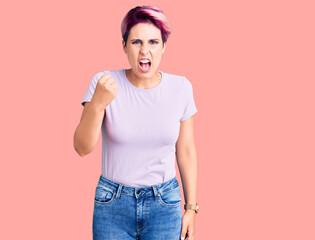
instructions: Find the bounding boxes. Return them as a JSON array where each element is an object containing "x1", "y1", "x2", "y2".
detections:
[
  {"x1": 185, "y1": 209, "x2": 197, "y2": 214},
  {"x1": 90, "y1": 98, "x2": 108, "y2": 112},
  {"x1": 184, "y1": 203, "x2": 199, "y2": 214}
]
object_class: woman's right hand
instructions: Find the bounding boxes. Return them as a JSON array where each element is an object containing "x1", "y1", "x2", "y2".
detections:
[{"x1": 91, "y1": 73, "x2": 118, "y2": 110}]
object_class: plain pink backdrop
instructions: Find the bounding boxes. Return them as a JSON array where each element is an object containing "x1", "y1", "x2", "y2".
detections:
[{"x1": 1, "y1": 0, "x2": 314, "y2": 239}]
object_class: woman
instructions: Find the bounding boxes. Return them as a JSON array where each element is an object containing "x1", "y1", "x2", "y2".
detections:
[{"x1": 74, "y1": 5, "x2": 198, "y2": 240}]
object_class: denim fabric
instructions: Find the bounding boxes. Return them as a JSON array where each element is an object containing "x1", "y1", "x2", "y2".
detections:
[{"x1": 92, "y1": 175, "x2": 183, "y2": 240}]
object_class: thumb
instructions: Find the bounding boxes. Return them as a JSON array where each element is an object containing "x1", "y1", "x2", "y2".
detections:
[{"x1": 180, "y1": 224, "x2": 187, "y2": 240}]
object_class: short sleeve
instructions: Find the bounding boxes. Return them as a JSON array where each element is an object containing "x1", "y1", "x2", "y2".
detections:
[
  {"x1": 81, "y1": 71, "x2": 107, "y2": 106},
  {"x1": 180, "y1": 77, "x2": 198, "y2": 121}
]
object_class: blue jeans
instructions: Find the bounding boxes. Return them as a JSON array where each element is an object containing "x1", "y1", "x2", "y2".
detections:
[{"x1": 93, "y1": 175, "x2": 183, "y2": 240}]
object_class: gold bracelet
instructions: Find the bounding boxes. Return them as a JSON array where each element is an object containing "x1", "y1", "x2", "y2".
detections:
[{"x1": 184, "y1": 203, "x2": 199, "y2": 214}]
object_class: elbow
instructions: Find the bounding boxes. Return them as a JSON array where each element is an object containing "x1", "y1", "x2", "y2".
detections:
[
  {"x1": 175, "y1": 148, "x2": 198, "y2": 163},
  {"x1": 74, "y1": 143, "x2": 92, "y2": 157},
  {"x1": 75, "y1": 148, "x2": 87, "y2": 157},
  {"x1": 74, "y1": 142, "x2": 87, "y2": 157},
  {"x1": 73, "y1": 131, "x2": 92, "y2": 157}
]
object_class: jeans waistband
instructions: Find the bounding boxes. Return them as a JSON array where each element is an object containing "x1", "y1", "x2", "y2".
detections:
[{"x1": 97, "y1": 175, "x2": 179, "y2": 200}]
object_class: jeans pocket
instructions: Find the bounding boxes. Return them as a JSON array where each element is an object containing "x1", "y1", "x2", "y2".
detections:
[
  {"x1": 158, "y1": 185, "x2": 182, "y2": 207},
  {"x1": 94, "y1": 185, "x2": 116, "y2": 205}
]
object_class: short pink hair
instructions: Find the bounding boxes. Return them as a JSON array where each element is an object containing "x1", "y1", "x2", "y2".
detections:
[{"x1": 121, "y1": 6, "x2": 172, "y2": 47}]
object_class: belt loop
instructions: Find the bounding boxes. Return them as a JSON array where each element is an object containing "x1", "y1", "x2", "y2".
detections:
[
  {"x1": 116, "y1": 184, "x2": 123, "y2": 199},
  {"x1": 152, "y1": 186, "x2": 160, "y2": 201}
]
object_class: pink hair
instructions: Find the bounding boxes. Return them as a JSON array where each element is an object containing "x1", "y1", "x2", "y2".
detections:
[{"x1": 121, "y1": 6, "x2": 172, "y2": 46}]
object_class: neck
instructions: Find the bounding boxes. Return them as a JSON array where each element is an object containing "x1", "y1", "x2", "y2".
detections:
[{"x1": 126, "y1": 68, "x2": 161, "y2": 89}]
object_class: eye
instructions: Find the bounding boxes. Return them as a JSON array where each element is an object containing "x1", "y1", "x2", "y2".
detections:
[
  {"x1": 150, "y1": 40, "x2": 158, "y2": 44},
  {"x1": 132, "y1": 40, "x2": 141, "y2": 44}
]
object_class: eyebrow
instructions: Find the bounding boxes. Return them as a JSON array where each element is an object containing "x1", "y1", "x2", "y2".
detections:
[{"x1": 130, "y1": 39, "x2": 160, "y2": 41}]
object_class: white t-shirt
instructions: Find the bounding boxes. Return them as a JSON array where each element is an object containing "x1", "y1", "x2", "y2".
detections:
[{"x1": 81, "y1": 68, "x2": 197, "y2": 187}]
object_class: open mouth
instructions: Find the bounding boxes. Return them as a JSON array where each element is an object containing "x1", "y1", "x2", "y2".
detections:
[
  {"x1": 139, "y1": 61, "x2": 151, "y2": 72},
  {"x1": 139, "y1": 61, "x2": 151, "y2": 68}
]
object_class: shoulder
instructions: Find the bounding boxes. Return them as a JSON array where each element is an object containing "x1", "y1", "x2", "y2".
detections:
[{"x1": 162, "y1": 71, "x2": 192, "y2": 90}]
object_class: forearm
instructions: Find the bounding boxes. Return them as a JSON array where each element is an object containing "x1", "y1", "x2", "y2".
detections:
[
  {"x1": 176, "y1": 150, "x2": 198, "y2": 205},
  {"x1": 74, "y1": 101, "x2": 105, "y2": 156}
]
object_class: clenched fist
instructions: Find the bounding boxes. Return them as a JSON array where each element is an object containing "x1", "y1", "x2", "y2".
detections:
[{"x1": 91, "y1": 73, "x2": 118, "y2": 110}]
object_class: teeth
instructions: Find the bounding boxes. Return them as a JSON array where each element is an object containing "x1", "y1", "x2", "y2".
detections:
[{"x1": 140, "y1": 60, "x2": 150, "y2": 63}]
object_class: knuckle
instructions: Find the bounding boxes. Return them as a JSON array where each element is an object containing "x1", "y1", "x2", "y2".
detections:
[
  {"x1": 98, "y1": 79, "x2": 105, "y2": 84},
  {"x1": 102, "y1": 73, "x2": 110, "y2": 77},
  {"x1": 100, "y1": 73, "x2": 110, "y2": 81},
  {"x1": 98, "y1": 76, "x2": 107, "y2": 83}
]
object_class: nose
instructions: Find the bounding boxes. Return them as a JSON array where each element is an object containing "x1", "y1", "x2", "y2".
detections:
[{"x1": 140, "y1": 43, "x2": 149, "y2": 54}]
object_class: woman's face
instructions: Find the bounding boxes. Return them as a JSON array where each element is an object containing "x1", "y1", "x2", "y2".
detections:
[{"x1": 122, "y1": 22, "x2": 166, "y2": 80}]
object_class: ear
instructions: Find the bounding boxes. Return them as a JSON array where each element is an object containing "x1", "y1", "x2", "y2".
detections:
[
  {"x1": 122, "y1": 39, "x2": 126, "y2": 53},
  {"x1": 162, "y1": 42, "x2": 166, "y2": 54}
]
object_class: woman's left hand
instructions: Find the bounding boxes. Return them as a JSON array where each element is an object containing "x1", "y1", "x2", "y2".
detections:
[{"x1": 180, "y1": 210, "x2": 196, "y2": 240}]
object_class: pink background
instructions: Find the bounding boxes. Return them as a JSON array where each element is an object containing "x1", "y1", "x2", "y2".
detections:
[{"x1": 1, "y1": 0, "x2": 314, "y2": 239}]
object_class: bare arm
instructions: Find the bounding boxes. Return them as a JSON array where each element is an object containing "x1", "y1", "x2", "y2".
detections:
[
  {"x1": 177, "y1": 116, "x2": 198, "y2": 240},
  {"x1": 176, "y1": 116, "x2": 198, "y2": 207},
  {"x1": 73, "y1": 73, "x2": 118, "y2": 157},
  {"x1": 73, "y1": 101, "x2": 105, "y2": 156}
]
